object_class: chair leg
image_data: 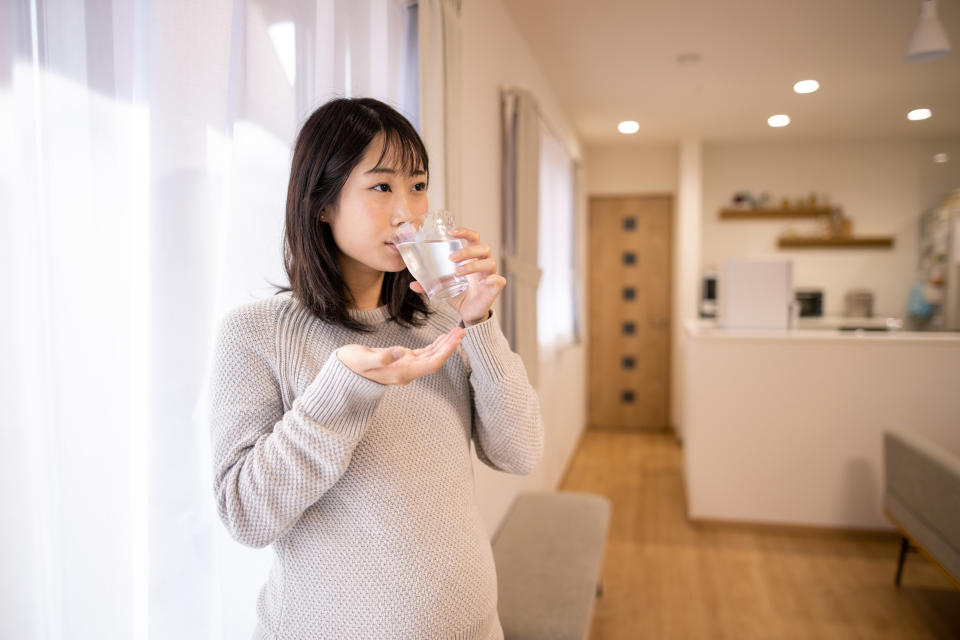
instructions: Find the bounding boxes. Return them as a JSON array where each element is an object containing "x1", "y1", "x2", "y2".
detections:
[{"x1": 895, "y1": 536, "x2": 911, "y2": 587}]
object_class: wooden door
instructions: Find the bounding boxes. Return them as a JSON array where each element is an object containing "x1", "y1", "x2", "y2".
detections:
[{"x1": 587, "y1": 194, "x2": 672, "y2": 430}]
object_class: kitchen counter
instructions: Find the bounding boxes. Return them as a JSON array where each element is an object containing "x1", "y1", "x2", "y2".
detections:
[
  {"x1": 689, "y1": 319, "x2": 960, "y2": 343},
  {"x1": 682, "y1": 321, "x2": 960, "y2": 530}
]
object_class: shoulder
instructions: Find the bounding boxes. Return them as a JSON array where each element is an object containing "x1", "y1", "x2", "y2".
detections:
[{"x1": 216, "y1": 292, "x2": 295, "y2": 352}]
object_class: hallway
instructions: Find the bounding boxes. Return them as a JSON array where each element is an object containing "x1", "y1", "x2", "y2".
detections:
[{"x1": 559, "y1": 429, "x2": 960, "y2": 639}]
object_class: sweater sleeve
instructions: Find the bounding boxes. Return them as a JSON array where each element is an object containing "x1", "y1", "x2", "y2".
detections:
[
  {"x1": 208, "y1": 306, "x2": 386, "y2": 548},
  {"x1": 459, "y1": 311, "x2": 544, "y2": 475}
]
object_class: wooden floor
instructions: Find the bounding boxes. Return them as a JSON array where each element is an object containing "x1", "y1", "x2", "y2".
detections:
[{"x1": 559, "y1": 428, "x2": 960, "y2": 640}]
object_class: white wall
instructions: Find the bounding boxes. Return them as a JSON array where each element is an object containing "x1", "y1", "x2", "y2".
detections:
[
  {"x1": 459, "y1": 0, "x2": 586, "y2": 536},
  {"x1": 584, "y1": 143, "x2": 678, "y2": 195},
  {"x1": 672, "y1": 140, "x2": 703, "y2": 439},
  {"x1": 702, "y1": 138, "x2": 960, "y2": 318}
]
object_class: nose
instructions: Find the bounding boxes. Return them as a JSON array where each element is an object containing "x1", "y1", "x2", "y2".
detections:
[{"x1": 391, "y1": 193, "x2": 422, "y2": 226}]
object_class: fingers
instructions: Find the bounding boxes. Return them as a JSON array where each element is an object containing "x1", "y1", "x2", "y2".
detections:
[
  {"x1": 426, "y1": 327, "x2": 465, "y2": 358},
  {"x1": 449, "y1": 242, "x2": 490, "y2": 262},
  {"x1": 454, "y1": 257, "x2": 497, "y2": 277},
  {"x1": 419, "y1": 328, "x2": 465, "y2": 366},
  {"x1": 341, "y1": 327, "x2": 467, "y2": 386},
  {"x1": 398, "y1": 328, "x2": 465, "y2": 381},
  {"x1": 449, "y1": 227, "x2": 480, "y2": 246},
  {"x1": 448, "y1": 240, "x2": 497, "y2": 280},
  {"x1": 412, "y1": 330, "x2": 451, "y2": 357},
  {"x1": 480, "y1": 273, "x2": 507, "y2": 290},
  {"x1": 408, "y1": 280, "x2": 426, "y2": 294},
  {"x1": 342, "y1": 326, "x2": 466, "y2": 386},
  {"x1": 419, "y1": 328, "x2": 465, "y2": 362},
  {"x1": 401, "y1": 327, "x2": 464, "y2": 361}
]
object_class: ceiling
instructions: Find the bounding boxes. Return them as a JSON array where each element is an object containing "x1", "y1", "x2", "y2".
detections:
[{"x1": 501, "y1": 0, "x2": 960, "y2": 145}]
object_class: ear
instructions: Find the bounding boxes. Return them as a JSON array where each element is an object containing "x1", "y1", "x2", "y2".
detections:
[{"x1": 320, "y1": 204, "x2": 337, "y2": 222}]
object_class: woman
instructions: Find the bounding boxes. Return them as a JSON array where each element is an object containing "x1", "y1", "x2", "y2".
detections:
[{"x1": 208, "y1": 97, "x2": 544, "y2": 640}]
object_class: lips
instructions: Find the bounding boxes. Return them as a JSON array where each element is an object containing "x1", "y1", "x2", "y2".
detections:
[{"x1": 385, "y1": 242, "x2": 399, "y2": 253}]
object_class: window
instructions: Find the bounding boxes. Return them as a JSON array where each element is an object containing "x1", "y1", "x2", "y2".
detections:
[
  {"x1": 537, "y1": 123, "x2": 576, "y2": 349},
  {"x1": 2, "y1": 1, "x2": 418, "y2": 638}
]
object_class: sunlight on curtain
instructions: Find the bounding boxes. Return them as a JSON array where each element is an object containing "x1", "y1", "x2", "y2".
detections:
[
  {"x1": 537, "y1": 122, "x2": 576, "y2": 350},
  {"x1": 0, "y1": 1, "x2": 418, "y2": 638},
  {"x1": 2, "y1": 57, "x2": 152, "y2": 640}
]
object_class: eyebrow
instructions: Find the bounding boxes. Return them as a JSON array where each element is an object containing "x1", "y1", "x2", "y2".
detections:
[{"x1": 365, "y1": 167, "x2": 427, "y2": 176}]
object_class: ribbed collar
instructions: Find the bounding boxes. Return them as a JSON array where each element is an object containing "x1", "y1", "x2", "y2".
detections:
[
  {"x1": 279, "y1": 291, "x2": 393, "y2": 326},
  {"x1": 346, "y1": 304, "x2": 391, "y2": 325}
]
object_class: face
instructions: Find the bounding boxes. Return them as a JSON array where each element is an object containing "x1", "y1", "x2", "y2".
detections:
[{"x1": 325, "y1": 132, "x2": 428, "y2": 276}]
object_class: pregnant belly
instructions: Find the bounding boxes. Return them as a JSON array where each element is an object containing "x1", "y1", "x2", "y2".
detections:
[{"x1": 278, "y1": 517, "x2": 498, "y2": 636}]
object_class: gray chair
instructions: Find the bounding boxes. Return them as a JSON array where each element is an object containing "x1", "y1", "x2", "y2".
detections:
[
  {"x1": 883, "y1": 429, "x2": 960, "y2": 589},
  {"x1": 492, "y1": 491, "x2": 612, "y2": 640}
]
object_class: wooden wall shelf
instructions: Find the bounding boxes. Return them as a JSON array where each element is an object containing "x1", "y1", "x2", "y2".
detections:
[
  {"x1": 720, "y1": 207, "x2": 833, "y2": 220},
  {"x1": 777, "y1": 236, "x2": 895, "y2": 248}
]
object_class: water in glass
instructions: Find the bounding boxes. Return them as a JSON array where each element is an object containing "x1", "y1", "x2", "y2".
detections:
[{"x1": 397, "y1": 238, "x2": 468, "y2": 299}]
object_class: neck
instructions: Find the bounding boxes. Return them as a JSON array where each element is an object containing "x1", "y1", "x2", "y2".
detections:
[{"x1": 339, "y1": 254, "x2": 385, "y2": 310}]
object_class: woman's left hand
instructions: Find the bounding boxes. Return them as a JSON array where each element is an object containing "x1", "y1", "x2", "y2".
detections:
[{"x1": 408, "y1": 227, "x2": 506, "y2": 326}]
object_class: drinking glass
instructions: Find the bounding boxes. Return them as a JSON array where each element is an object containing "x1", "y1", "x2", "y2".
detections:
[{"x1": 393, "y1": 210, "x2": 470, "y2": 300}]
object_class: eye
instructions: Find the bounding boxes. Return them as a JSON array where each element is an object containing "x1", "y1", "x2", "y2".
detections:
[
  {"x1": 413, "y1": 182, "x2": 427, "y2": 192},
  {"x1": 372, "y1": 183, "x2": 391, "y2": 192}
]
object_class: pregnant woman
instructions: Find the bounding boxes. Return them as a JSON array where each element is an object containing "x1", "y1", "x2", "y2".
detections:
[{"x1": 208, "y1": 97, "x2": 544, "y2": 639}]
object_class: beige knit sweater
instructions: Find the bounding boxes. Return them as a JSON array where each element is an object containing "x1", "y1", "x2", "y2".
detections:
[{"x1": 208, "y1": 292, "x2": 544, "y2": 639}]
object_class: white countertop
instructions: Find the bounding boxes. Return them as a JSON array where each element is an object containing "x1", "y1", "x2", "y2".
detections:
[{"x1": 685, "y1": 318, "x2": 960, "y2": 343}]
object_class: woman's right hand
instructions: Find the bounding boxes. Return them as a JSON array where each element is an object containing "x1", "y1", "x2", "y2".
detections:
[{"x1": 335, "y1": 326, "x2": 466, "y2": 386}]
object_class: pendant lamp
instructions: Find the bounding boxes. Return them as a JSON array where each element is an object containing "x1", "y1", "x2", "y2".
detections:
[{"x1": 906, "y1": 0, "x2": 951, "y2": 61}]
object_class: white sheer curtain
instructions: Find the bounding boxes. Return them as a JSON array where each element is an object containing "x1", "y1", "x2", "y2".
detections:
[
  {"x1": 0, "y1": 1, "x2": 416, "y2": 638},
  {"x1": 418, "y1": 0, "x2": 461, "y2": 214},
  {"x1": 501, "y1": 87, "x2": 542, "y2": 387},
  {"x1": 537, "y1": 122, "x2": 576, "y2": 350}
]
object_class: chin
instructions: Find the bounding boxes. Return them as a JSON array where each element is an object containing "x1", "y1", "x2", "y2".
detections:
[
  {"x1": 383, "y1": 251, "x2": 407, "y2": 273},
  {"x1": 370, "y1": 260, "x2": 407, "y2": 274}
]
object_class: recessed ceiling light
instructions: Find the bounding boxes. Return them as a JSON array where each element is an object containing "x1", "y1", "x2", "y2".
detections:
[
  {"x1": 767, "y1": 114, "x2": 791, "y2": 128},
  {"x1": 793, "y1": 80, "x2": 820, "y2": 94},
  {"x1": 618, "y1": 120, "x2": 640, "y2": 134},
  {"x1": 907, "y1": 108, "x2": 932, "y2": 121},
  {"x1": 934, "y1": 153, "x2": 949, "y2": 163}
]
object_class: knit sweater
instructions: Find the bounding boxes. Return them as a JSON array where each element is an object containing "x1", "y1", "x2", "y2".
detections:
[{"x1": 208, "y1": 291, "x2": 544, "y2": 640}]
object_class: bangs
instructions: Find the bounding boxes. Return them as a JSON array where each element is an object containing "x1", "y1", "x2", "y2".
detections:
[{"x1": 370, "y1": 126, "x2": 428, "y2": 177}]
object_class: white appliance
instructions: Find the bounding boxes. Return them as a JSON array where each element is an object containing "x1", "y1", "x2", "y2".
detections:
[{"x1": 718, "y1": 258, "x2": 796, "y2": 330}]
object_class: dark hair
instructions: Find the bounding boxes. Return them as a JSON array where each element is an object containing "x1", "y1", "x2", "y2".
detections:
[{"x1": 280, "y1": 97, "x2": 432, "y2": 332}]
